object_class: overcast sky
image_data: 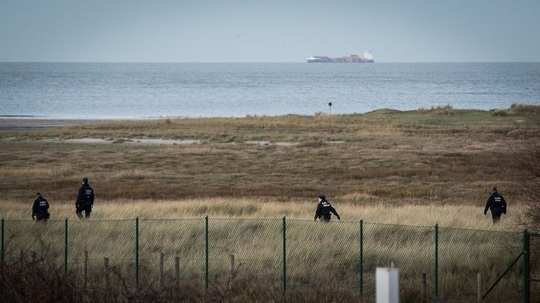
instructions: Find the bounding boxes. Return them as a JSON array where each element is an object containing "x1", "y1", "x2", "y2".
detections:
[{"x1": 1, "y1": 0, "x2": 539, "y2": 62}]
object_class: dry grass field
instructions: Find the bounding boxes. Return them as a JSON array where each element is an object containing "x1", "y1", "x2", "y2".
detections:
[
  {"x1": 1, "y1": 105, "x2": 539, "y2": 302},
  {"x1": 1, "y1": 104, "x2": 539, "y2": 208},
  {"x1": 0, "y1": 199, "x2": 531, "y2": 229}
]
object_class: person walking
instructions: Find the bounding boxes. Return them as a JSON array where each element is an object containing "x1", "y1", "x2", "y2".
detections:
[
  {"x1": 484, "y1": 187, "x2": 507, "y2": 224},
  {"x1": 314, "y1": 194, "x2": 341, "y2": 222},
  {"x1": 76, "y1": 177, "x2": 95, "y2": 219},
  {"x1": 32, "y1": 193, "x2": 50, "y2": 222}
]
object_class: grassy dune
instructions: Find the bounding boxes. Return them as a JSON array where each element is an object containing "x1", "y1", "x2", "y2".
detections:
[{"x1": 1, "y1": 105, "x2": 539, "y2": 205}]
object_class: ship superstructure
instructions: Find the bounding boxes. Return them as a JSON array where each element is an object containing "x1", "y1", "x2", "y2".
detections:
[{"x1": 306, "y1": 52, "x2": 374, "y2": 63}]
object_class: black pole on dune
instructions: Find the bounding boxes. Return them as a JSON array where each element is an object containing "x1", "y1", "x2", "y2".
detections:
[
  {"x1": 1, "y1": 218, "x2": 4, "y2": 265},
  {"x1": 328, "y1": 102, "x2": 333, "y2": 114}
]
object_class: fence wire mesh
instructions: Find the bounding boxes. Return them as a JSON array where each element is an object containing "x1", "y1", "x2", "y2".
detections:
[
  {"x1": 209, "y1": 218, "x2": 282, "y2": 290},
  {"x1": 363, "y1": 223, "x2": 433, "y2": 302},
  {"x1": 4, "y1": 219, "x2": 65, "y2": 267},
  {"x1": 439, "y1": 227, "x2": 522, "y2": 303},
  {"x1": 0, "y1": 217, "x2": 530, "y2": 302},
  {"x1": 287, "y1": 219, "x2": 359, "y2": 297},
  {"x1": 139, "y1": 218, "x2": 204, "y2": 288},
  {"x1": 69, "y1": 219, "x2": 136, "y2": 289}
]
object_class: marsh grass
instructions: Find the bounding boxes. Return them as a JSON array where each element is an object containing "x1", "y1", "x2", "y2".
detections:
[
  {"x1": 0, "y1": 199, "x2": 530, "y2": 229},
  {"x1": 1, "y1": 106, "x2": 538, "y2": 204}
]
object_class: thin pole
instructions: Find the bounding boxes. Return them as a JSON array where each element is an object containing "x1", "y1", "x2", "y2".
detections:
[
  {"x1": 175, "y1": 256, "x2": 180, "y2": 288},
  {"x1": 482, "y1": 251, "x2": 524, "y2": 299},
  {"x1": 422, "y1": 273, "x2": 427, "y2": 303},
  {"x1": 135, "y1": 217, "x2": 139, "y2": 288},
  {"x1": 205, "y1": 215, "x2": 209, "y2": 289},
  {"x1": 434, "y1": 224, "x2": 439, "y2": 301},
  {"x1": 104, "y1": 257, "x2": 110, "y2": 287},
  {"x1": 523, "y1": 229, "x2": 529, "y2": 303},
  {"x1": 359, "y1": 220, "x2": 364, "y2": 298},
  {"x1": 477, "y1": 272, "x2": 482, "y2": 303},
  {"x1": 160, "y1": 252, "x2": 164, "y2": 288},
  {"x1": 229, "y1": 254, "x2": 235, "y2": 278},
  {"x1": 228, "y1": 254, "x2": 235, "y2": 290},
  {"x1": 84, "y1": 250, "x2": 88, "y2": 290},
  {"x1": 282, "y1": 216, "x2": 287, "y2": 293},
  {"x1": 1, "y1": 218, "x2": 4, "y2": 265},
  {"x1": 64, "y1": 218, "x2": 68, "y2": 274}
]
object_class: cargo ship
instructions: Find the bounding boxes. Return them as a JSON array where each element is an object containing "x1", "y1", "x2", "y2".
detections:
[{"x1": 306, "y1": 52, "x2": 374, "y2": 63}]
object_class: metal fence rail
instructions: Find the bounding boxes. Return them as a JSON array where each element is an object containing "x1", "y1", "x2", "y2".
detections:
[{"x1": 0, "y1": 217, "x2": 532, "y2": 302}]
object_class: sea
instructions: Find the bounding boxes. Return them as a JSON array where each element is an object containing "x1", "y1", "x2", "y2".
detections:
[{"x1": 0, "y1": 62, "x2": 539, "y2": 119}]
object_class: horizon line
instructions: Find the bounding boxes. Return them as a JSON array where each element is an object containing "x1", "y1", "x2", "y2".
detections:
[{"x1": 1, "y1": 60, "x2": 540, "y2": 64}]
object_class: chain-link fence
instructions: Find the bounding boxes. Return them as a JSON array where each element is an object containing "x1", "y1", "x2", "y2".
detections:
[
  {"x1": 531, "y1": 232, "x2": 540, "y2": 302},
  {"x1": 0, "y1": 217, "x2": 533, "y2": 302}
]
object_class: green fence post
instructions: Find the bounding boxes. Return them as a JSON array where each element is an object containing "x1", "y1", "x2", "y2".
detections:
[
  {"x1": 434, "y1": 223, "x2": 439, "y2": 302},
  {"x1": 64, "y1": 218, "x2": 68, "y2": 274},
  {"x1": 523, "y1": 229, "x2": 529, "y2": 303},
  {"x1": 282, "y1": 216, "x2": 287, "y2": 294},
  {"x1": 135, "y1": 217, "x2": 139, "y2": 288},
  {"x1": 205, "y1": 215, "x2": 209, "y2": 289},
  {"x1": 1, "y1": 218, "x2": 4, "y2": 265},
  {"x1": 359, "y1": 220, "x2": 364, "y2": 298}
]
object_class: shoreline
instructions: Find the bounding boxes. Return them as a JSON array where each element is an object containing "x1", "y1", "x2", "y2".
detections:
[
  {"x1": 0, "y1": 118, "x2": 105, "y2": 130},
  {"x1": 2, "y1": 104, "x2": 536, "y2": 130}
]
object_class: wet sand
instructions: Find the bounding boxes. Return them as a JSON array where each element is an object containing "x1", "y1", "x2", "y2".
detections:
[{"x1": 0, "y1": 118, "x2": 104, "y2": 130}]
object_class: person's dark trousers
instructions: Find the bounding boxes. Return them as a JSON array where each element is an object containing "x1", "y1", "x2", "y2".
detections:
[
  {"x1": 321, "y1": 215, "x2": 331, "y2": 223},
  {"x1": 77, "y1": 205, "x2": 92, "y2": 219},
  {"x1": 491, "y1": 212, "x2": 502, "y2": 224},
  {"x1": 83, "y1": 206, "x2": 92, "y2": 218},
  {"x1": 35, "y1": 213, "x2": 49, "y2": 222}
]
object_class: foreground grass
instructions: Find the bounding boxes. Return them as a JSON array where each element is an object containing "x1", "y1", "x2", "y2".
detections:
[{"x1": 0, "y1": 200, "x2": 529, "y2": 302}]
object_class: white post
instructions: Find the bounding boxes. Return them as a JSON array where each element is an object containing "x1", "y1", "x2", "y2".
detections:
[{"x1": 376, "y1": 267, "x2": 399, "y2": 303}]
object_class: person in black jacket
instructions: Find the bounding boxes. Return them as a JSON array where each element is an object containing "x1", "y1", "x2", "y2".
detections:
[
  {"x1": 314, "y1": 195, "x2": 341, "y2": 222},
  {"x1": 32, "y1": 193, "x2": 50, "y2": 222},
  {"x1": 76, "y1": 177, "x2": 94, "y2": 219},
  {"x1": 484, "y1": 187, "x2": 507, "y2": 224}
]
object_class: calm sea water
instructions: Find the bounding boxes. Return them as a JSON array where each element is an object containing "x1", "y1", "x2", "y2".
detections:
[{"x1": 1, "y1": 62, "x2": 539, "y2": 119}]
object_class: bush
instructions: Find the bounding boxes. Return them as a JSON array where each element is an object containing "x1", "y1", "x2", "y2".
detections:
[{"x1": 418, "y1": 105, "x2": 455, "y2": 115}]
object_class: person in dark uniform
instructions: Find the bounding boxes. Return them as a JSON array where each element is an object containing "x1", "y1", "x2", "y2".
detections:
[
  {"x1": 32, "y1": 193, "x2": 50, "y2": 222},
  {"x1": 484, "y1": 187, "x2": 507, "y2": 224},
  {"x1": 314, "y1": 194, "x2": 341, "y2": 222},
  {"x1": 76, "y1": 177, "x2": 94, "y2": 219}
]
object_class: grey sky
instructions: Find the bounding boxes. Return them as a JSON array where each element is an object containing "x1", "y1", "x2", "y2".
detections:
[{"x1": 1, "y1": 0, "x2": 539, "y2": 62}]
